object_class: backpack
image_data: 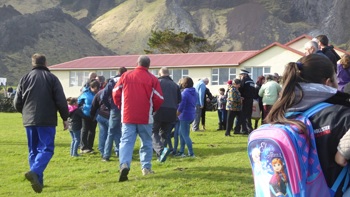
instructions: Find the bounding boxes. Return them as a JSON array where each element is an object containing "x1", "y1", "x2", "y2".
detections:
[{"x1": 247, "y1": 102, "x2": 349, "y2": 197}]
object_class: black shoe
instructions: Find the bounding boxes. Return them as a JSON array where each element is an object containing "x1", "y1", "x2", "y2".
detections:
[
  {"x1": 225, "y1": 134, "x2": 232, "y2": 137},
  {"x1": 25, "y1": 171, "x2": 43, "y2": 193},
  {"x1": 119, "y1": 164, "x2": 130, "y2": 182},
  {"x1": 241, "y1": 131, "x2": 249, "y2": 135}
]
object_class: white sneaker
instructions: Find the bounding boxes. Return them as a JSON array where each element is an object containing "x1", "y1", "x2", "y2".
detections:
[{"x1": 142, "y1": 168, "x2": 155, "y2": 176}]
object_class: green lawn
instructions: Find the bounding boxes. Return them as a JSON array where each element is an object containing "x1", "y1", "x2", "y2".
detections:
[{"x1": 0, "y1": 112, "x2": 255, "y2": 197}]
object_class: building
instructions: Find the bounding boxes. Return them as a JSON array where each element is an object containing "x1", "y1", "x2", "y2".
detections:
[{"x1": 49, "y1": 35, "x2": 348, "y2": 97}]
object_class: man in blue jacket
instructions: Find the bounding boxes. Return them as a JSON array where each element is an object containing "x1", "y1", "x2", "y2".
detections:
[{"x1": 192, "y1": 78, "x2": 209, "y2": 131}]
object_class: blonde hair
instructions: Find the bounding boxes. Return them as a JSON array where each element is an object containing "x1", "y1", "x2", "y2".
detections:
[{"x1": 340, "y1": 54, "x2": 350, "y2": 69}]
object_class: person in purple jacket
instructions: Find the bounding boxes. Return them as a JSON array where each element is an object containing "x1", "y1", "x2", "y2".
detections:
[
  {"x1": 176, "y1": 77, "x2": 198, "y2": 157},
  {"x1": 336, "y1": 54, "x2": 350, "y2": 92}
]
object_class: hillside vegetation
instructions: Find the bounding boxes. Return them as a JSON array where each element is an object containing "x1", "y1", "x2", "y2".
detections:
[{"x1": 0, "y1": 0, "x2": 350, "y2": 85}]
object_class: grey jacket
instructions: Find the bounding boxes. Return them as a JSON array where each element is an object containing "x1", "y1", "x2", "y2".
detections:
[{"x1": 14, "y1": 66, "x2": 68, "y2": 126}]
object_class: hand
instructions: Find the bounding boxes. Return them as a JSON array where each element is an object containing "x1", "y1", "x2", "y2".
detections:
[
  {"x1": 335, "y1": 151, "x2": 348, "y2": 167},
  {"x1": 63, "y1": 121, "x2": 69, "y2": 131},
  {"x1": 200, "y1": 106, "x2": 204, "y2": 109},
  {"x1": 176, "y1": 111, "x2": 181, "y2": 116}
]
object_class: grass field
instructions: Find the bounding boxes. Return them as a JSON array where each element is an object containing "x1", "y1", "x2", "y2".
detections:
[{"x1": 0, "y1": 112, "x2": 255, "y2": 197}]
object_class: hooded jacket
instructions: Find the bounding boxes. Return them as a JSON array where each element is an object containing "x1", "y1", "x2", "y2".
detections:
[
  {"x1": 178, "y1": 87, "x2": 197, "y2": 121},
  {"x1": 78, "y1": 88, "x2": 95, "y2": 117},
  {"x1": 14, "y1": 66, "x2": 68, "y2": 126},
  {"x1": 288, "y1": 83, "x2": 350, "y2": 196}
]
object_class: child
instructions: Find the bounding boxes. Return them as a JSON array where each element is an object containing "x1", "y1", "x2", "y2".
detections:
[
  {"x1": 217, "y1": 87, "x2": 227, "y2": 130},
  {"x1": 265, "y1": 54, "x2": 350, "y2": 196},
  {"x1": 67, "y1": 97, "x2": 84, "y2": 157},
  {"x1": 225, "y1": 79, "x2": 242, "y2": 136}
]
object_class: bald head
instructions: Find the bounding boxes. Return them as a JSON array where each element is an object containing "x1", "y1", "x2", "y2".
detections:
[{"x1": 203, "y1": 78, "x2": 209, "y2": 85}]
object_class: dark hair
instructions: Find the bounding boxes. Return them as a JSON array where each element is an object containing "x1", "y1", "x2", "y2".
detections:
[
  {"x1": 119, "y1": 67, "x2": 127, "y2": 75},
  {"x1": 219, "y1": 88, "x2": 225, "y2": 92},
  {"x1": 265, "y1": 54, "x2": 335, "y2": 133},
  {"x1": 182, "y1": 77, "x2": 194, "y2": 88},
  {"x1": 90, "y1": 80, "x2": 100, "y2": 89},
  {"x1": 32, "y1": 53, "x2": 46, "y2": 67},
  {"x1": 233, "y1": 79, "x2": 241, "y2": 85},
  {"x1": 316, "y1": 35, "x2": 329, "y2": 46},
  {"x1": 256, "y1": 76, "x2": 265, "y2": 86},
  {"x1": 67, "y1": 97, "x2": 77, "y2": 105}
]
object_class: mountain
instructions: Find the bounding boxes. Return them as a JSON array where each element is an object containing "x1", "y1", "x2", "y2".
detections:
[{"x1": 0, "y1": 0, "x2": 350, "y2": 85}]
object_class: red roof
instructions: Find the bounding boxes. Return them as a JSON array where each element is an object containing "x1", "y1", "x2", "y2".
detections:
[
  {"x1": 284, "y1": 34, "x2": 313, "y2": 46},
  {"x1": 49, "y1": 51, "x2": 258, "y2": 70}
]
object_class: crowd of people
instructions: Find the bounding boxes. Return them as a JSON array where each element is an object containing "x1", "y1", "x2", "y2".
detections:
[{"x1": 12, "y1": 34, "x2": 350, "y2": 195}]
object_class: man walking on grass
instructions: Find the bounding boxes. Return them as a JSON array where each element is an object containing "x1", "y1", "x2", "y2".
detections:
[
  {"x1": 113, "y1": 55, "x2": 164, "y2": 182},
  {"x1": 14, "y1": 53, "x2": 69, "y2": 193}
]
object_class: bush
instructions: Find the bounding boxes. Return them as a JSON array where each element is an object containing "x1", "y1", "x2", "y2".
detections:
[{"x1": 0, "y1": 97, "x2": 16, "y2": 112}]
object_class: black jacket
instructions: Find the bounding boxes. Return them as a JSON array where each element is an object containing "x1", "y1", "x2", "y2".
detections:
[
  {"x1": 14, "y1": 66, "x2": 68, "y2": 126},
  {"x1": 239, "y1": 76, "x2": 255, "y2": 99},
  {"x1": 153, "y1": 76, "x2": 181, "y2": 123},
  {"x1": 322, "y1": 46, "x2": 341, "y2": 72},
  {"x1": 68, "y1": 108, "x2": 84, "y2": 131}
]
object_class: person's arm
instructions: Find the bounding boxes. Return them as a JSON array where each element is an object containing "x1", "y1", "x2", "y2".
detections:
[
  {"x1": 112, "y1": 77, "x2": 123, "y2": 109},
  {"x1": 336, "y1": 129, "x2": 350, "y2": 166},
  {"x1": 101, "y1": 80, "x2": 113, "y2": 110},
  {"x1": 152, "y1": 78, "x2": 164, "y2": 112},
  {"x1": 53, "y1": 77, "x2": 69, "y2": 129},
  {"x1": 13, "y1": 83, "x2": 23, "y2": 113}
]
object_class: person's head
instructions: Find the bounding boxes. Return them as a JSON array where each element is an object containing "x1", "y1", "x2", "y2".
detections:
[
  {"x1": 202, "y1": 78, "x2": 209, "y2": 85},
  {"x1": 89, "y1": 80, "x2": 100, "y2": 94},
  {"x1": 304, "y1": 40, "x2": 319, "y2": 56},
  {"x1": 158, "y1": 67, "x2": 170, "y2": 77},
  {"x1": 315, "y1": 35, "x2": 329, "y2": 48},
  {"x1": 256, "y1": 75, "x2": 265, "y2": 86},
  {"x1": 273, "y1": 73, "x2": 280, "y2": 83},
  {"x1": 232, "y1": 78, "x2": 241, "y2": 88},
  {"x1": 32, "y1": 53, "x2": 46, "y2": 67},
  {"x1": 266, "y1": 54, "x2": 336, "y2": 132},
  {"x1": 118, "y1": 67, "x2": 127, "y2": 75},
  {"x1": 340, "y1": 54, "x2": 350, "y2": 69},
  {"x1": 67, "y1": 97, "x2": 77, "y2": 106},
  {"x1": 239, "y1": 69, "x2": 250, "y2": 79},
  {"x1": 265, "y1": 74, "x2": 274, "y2": 81},
  {"x1": 178, "y1": 78, "x2": 185, "y2": 90},
  {"x1": 89, "y1": 72, "x2": 97, "y2": 80},
  {"x1": 219, "y1": 88, "x2": 225, "y2": 95},
  {"x1": 96, "y1": 75, "x2": 105, "y2": 83},
  {"x1": 182, "y1": 77, "x2": 194, "y2": 88},
  {"x1": 138, "y1": 55, "x2": 151, "y2": 68}
]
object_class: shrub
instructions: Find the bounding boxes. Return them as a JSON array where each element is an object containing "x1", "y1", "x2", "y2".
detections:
[{"x1": 0, "y1": 97, "x2": 16, "y2": 112}]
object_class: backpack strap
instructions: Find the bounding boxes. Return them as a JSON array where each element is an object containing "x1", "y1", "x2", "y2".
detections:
[
  {"x1": 301, "y1": 102, "x2": 333, "y2": 118},
  {"x1": 330, "y1": 165, "x2": 349, "y2": 194}
]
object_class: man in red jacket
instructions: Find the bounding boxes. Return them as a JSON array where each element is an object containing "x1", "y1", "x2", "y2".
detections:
[{"x1": 113, "y1": 55, "x2": 164, "y2": 182}]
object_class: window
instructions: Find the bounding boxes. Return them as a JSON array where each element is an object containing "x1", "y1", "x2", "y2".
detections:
[
  {"x1": 245, "y1": 67, "x2": 271, "y2": 81},
  {"x1": 97, "y1": 70, "x2": 117, "y2": 79},
  {"x1": 170, "y1": 69, "x2": 188, "y2": 83},
  {"x1": 211, "y1": 68, "x2": 237, "y2": 85},
  {"x1": 148, "y1": 68, "x2": 189, "y2": 83},
  {"x1": 69, "y1": 71, "x2": 90, "y2": 87}
]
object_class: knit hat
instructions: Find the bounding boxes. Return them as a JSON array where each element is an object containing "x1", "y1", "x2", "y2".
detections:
[
  {"x1": 239, "y1": 69, "x2": 250, "y2": 75},
  {"x1": 227, "y1": 80, "x2": 232, "y2": 85}
]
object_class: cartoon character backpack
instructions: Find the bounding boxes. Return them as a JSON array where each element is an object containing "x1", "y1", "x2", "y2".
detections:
[{"x1": 247, "y1": 102, "x2": 349, "y2": 197}]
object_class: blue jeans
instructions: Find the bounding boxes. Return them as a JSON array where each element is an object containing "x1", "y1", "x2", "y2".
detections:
[
  {"x1": 96, "y1": 115, "x2": 109, "y2": 156},
  {"x1": 69, "y1": 130, "x2": 81, "y2": 156},
  {"x1": 119, "y1": 123, "x2": 153, "y2": 170},
  {"x1": 104, "y1": 109, "x2": 121, "y2": 159},
  {"x1": 25, "y1": 126, "x2": 56, "y2": 185},
  {"x1": 179, "y1": 120, "x2": 194, "y2": 156},
  {"x1": 173, "y1": 120, "x2": 180, "y2": 154},
  {"x1": 192, "y1": 106, "x2": 202, "y2": 131}
]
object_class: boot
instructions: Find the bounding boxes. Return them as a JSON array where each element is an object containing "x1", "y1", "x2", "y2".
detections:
[{"x1": 217, "y1": 123, "x2": 223, "y2": 131}]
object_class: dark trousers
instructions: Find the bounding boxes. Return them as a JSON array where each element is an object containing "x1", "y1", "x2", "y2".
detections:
[
  {"x1": 152, "y1": 121, "x2": 173, "y2": 156},
  {"x1": 226, "y1": 111, "x2": 240, "y2": 135},
  {"x1": 236, "y1": 98, "x2": 253, "y2": 132},
  {"x1": 201, "y1": 107, "x2": 206, "y2": 126},
  {"x1": 81, "y1": 117, "x2": 97, "y2": 150}
]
